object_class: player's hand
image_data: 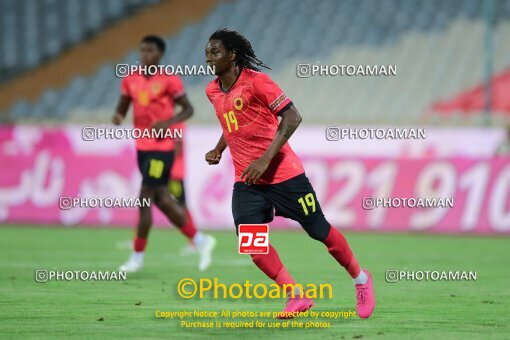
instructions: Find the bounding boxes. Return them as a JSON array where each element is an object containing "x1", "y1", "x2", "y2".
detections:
[
  {"x1": 174, "y1": 138, "x2": 183, "y2": 156},
  {"x1": 205, "y1": 149, "x2": 222, "y2": 165},
  {"x1": 241, "y1": 157, "x2": 271, "y2": 185},
  {"x1": 152, "y1": 120, "x2": 169, "y2": 132},
  {"x1": 112, "y1": 113, "x2": 124, "y2": 125},
  {"x1": 151, "y1": 121, "x2": 171, "y2": 140}
]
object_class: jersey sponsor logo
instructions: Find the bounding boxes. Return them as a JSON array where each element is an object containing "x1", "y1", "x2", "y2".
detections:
[{"x1": 238, "y1": 224, "x2": 269, "y2": 254}]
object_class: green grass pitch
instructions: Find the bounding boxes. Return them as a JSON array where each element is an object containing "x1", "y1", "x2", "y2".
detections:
[{"x1": 1, "y1": 226, "x2": 508, "y2": 339}]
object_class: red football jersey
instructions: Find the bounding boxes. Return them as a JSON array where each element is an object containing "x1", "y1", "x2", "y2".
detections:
[
  {"x1": 206, "y1": 68, "x2": 304, "y2": 184},
  {"x1": 121, "y1": 73, "x2": 185, "y2": 151}
]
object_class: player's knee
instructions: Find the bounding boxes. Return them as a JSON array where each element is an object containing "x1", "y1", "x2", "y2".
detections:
[
  {"x1": 140, "y1": 186, "x2": 156, "y2": 199},
  {"x1": 301, "y1": 215, "x2": 331, "y2": 242},
  {"x1": 153, "y1": 187, "x2": 174, "y2": 207}
]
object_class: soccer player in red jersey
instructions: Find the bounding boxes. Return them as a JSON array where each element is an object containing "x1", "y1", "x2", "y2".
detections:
[
  {"x1": 113, "y1": 35, "x2": 215, "y2": 273},
  {"x1": 204, "y1": 29, "x2": 375, "y2": 318}
]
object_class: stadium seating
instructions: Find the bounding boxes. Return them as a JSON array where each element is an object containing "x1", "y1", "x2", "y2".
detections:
[
  {"x1": 4, "y1": 0, "x2": 510, "y2": 125},
  {"x1": 0, "y1": 0, "x2": 159, "y2": 82}
]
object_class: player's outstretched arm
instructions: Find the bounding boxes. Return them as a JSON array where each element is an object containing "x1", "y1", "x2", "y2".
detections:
[
  {"x1": 241, "y1": 105, "x2": 302, "y2": 184},
  {"x1": 152, "y1": 95, "x2": 194, "y2": 131},
  {"x1": 112, "y1": 95, "x2": 131, "y2": 125},
  {"x1": 205, "y1": 134, "x2": 227, "y2": 165}
]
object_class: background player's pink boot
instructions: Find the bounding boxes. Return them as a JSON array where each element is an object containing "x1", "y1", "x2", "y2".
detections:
[
  {"x1": 355, "y1": 269, "x2": 375, "y2": 318},
  {"x1": 277, "y1": 296, "x2": 314, "y2": 319}
]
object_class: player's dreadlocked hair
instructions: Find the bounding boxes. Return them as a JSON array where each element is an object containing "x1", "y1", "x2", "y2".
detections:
[{"x1": 209, "y1": 29, "x2": 271, "y2": 71}]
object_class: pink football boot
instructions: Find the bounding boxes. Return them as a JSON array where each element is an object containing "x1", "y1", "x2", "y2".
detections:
[
  {"x1": 277, "y1": 296, "x2": 314, "y2": 319},
  {"x1": 355, "y1": 269, "x2": 375, "y2": 318}
]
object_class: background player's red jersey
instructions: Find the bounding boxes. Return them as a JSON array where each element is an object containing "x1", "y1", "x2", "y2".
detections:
[
  {"x1": 121, "y1": 73, "x2": 185, "y2": 151},
  {"x1": 206, "y1": 68, "x2": 304, "y2": 184}
]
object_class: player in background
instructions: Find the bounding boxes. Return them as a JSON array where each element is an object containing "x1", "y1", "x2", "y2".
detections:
[
  {"x1": 167, "y1": 122, "x2": 198, "y2": 256},
  {"x1": 204, "y1": 29, "x2": 375, "y2": 318},
  {"x1": 113, "y1": 35, "x2": 215, "y2": 272}
]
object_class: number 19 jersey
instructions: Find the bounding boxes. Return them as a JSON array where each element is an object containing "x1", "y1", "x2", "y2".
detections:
[{"x1": 205, "y1": 68, "x2": 304, "y2": 184}]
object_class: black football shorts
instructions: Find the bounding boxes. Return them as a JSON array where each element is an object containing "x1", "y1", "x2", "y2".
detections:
[
  {"x1": 137, "y1": 150, "x2": 174, "y2": 187},
  {"x1": 232, "y1": 173, "x2": 325, "y2": 228}
]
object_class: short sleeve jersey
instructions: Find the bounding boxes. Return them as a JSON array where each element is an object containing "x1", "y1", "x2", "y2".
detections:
[
  {"x1": 121, "y1": 73, "x2": 185, "y2": 151},
  {"x1": 205, "y1": 68, "x2": 304, "y2": 184}
]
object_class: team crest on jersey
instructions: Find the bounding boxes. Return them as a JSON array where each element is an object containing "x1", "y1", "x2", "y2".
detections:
[
  {"x1": 151, "y1": 83, "x2": 162, "y2": 95},
  {"x1": 230, "y1": 92, "x2": 249, "y2": 114}
]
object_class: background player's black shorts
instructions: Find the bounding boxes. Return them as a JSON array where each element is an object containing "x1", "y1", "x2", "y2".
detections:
[
  {"x1": 232, "y1": 173, "x2": 325, "y2": 227},
  {"x1": 168, "y1": 179, "x2": 186, "y2": 205},
  {"x1": 137, "y1": 150, "x2": 174, "y2": 187}
]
